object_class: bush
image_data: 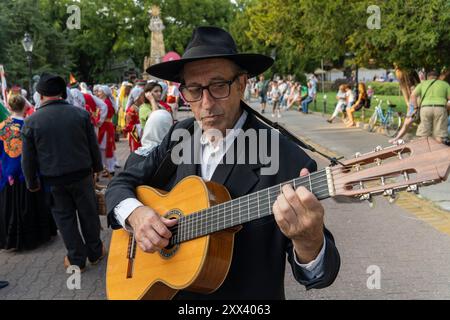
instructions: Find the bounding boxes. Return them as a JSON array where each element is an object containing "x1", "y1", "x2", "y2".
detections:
[{"x1": 367, "y1": 81, "x2": 400, "y2": 96}]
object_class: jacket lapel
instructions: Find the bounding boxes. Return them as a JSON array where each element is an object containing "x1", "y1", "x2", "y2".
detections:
[{"x1": 211, "y1": 110, "x2": 264, "y2": 197}]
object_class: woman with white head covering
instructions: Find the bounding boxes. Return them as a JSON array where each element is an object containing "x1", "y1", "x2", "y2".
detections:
[
  {"x1": 96, "y1": 85, "x2": 117, "y2": 175},
  {"x1": 123, "y1": 87, "x2": 145, "y2": 152},
  {"x1": 126, "y1": 86, "x2": 145, "y2": 112},
  {"x1": 124, "y1": 109, "x2": 173, "y2": 169},
  {"x1": 70, "y1": 88, "x2": 86, "y2": 110}
]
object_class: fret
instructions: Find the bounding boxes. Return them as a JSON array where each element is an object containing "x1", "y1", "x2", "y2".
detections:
[
  {"x1": 247, "y1": 195, "x2": 250, "y2": 223},
  {"x1": 267, "y1": 188, "x2": 271, "y2": 214},
  {"x1": 309, "y1": 174, "x2": 313, "y2": 194},
  {"x1": 257, "y1": 192, "x2": 260, "y2": 218},
  {"x1": 238, "y1": 197, "x2": 241, "y2": 224},
  {"x1": 195, "y1": 212, "x2": 199, "y2": 239},
  {"x1": 223, "y1": 202, "x2": 226, "y2": 230}
]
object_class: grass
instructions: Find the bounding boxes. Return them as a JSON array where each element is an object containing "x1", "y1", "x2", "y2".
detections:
[{"x1": 312, "y1": 91, "x2": 407, "y2": 120}]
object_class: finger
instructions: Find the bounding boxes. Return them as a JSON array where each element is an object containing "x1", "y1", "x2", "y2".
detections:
[
  {"x1": 137, "y1": 237, "x2": 155, "y2": 253},
  {"x1": 299, "y1": 168, "x2": 310, "y2": 177},
  {"x1": 295, "y1": 186, "x2": 324, "y2": 215},
  {"x1": 275, "y1": 191, "x2": 299, "y2": 225},
  {"x1": 146, "y1": 228, "x2": 169, "y2": 249},
  {"x1": 162, "y1": 217, "x2": 178, "y2": 228},
  {"x1": 150, "y1": 215, "x2": 172, "y2": 239},
  {"x1": 281, "y1": 184, "x2": 305, "y2": 217},
  {"x1": 272, "y1": 201, "x2": 291, "y2": 232}
]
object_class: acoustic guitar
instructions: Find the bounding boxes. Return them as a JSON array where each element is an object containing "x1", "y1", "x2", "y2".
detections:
[{"x1": 106, "y1": 137, "x2": 450, "y2": 299}]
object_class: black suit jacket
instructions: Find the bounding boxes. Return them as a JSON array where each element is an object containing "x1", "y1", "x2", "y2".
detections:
[
  {"x1": 21, "y1": 100, "x2": 103, "y2": 188},
  {"x1": 106, "y1": 103, "x2": 340, "y2": 299}
]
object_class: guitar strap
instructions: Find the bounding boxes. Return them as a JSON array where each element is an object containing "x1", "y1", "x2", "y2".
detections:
[{"x1": 151, "y1": 102, "x2": 342, "y2": 188}]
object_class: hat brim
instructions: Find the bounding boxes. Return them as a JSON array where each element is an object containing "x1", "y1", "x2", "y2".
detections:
[{"x1": 146, "y1": 53, "x2": 274, "y2": 83}]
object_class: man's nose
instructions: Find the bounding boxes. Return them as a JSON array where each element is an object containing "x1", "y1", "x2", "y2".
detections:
[{"x1": 201, "y1": 88, "x2": 215, "y2": 109}]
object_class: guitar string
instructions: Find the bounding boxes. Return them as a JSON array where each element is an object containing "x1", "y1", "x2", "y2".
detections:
[
  {"x1": 174, "y1": 171, "x2": 328, "y2": 231},
  {"x1": 171, "y1": 176, "x2": 331, "y2": 243},
  {"x1": 172, "y1": 187, "x2": 331, "y2": 244}
]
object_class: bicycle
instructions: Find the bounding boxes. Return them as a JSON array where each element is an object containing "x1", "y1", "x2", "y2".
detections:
[{"x1": 367, "y1": 97, "x2": 402, "y2": 137}]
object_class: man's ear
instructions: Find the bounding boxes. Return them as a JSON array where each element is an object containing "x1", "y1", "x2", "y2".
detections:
[{"x1": 239, "y1": 74, "x2": 248, "y2": 94}]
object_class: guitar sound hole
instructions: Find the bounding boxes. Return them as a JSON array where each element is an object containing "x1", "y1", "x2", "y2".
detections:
[{"x1": 160, "y1": 214, "x2": 181, "y2": 259}]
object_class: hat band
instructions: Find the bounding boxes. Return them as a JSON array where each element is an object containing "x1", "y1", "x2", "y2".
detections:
[{"x1": 182, "y1": 45, "x2": 237, "y2": 60}]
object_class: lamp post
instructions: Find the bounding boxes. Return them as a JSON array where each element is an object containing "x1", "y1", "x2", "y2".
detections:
[{"x1": 22, "y1": 33, "x2": 33, "y2": 102}]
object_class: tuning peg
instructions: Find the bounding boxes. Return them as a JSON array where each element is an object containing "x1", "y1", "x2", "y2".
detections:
[
  {"x1": 406, "y1": 184, "x2": 419, "y2": 194},
  {"x1": 388, "y1": 192, "x2": 398, "y2": 204},
  {"x1": 354, "y1": 152, "x2": 362, "y2": 158},
  {"x1": 374, "y1": 146, "x2": 383, "y2": 152},
  {"x1": 359, "y1": 193, "x2": 375, "y2": 208},
  {"x1": 383, "y1": 189, "x2": 393, "y2": 197},
  {"x1": 395, "y1": 139, "x2": 405, "y2": 145}
]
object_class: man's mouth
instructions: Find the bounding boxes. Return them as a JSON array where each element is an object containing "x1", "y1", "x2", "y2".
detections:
[{"x1": 201, "y1": 114, "x2": 223, "y2": 120}]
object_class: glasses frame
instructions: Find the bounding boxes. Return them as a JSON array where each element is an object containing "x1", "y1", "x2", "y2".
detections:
[{"x1": 179, "y1": 73, "x2": 245, "y2": 103}]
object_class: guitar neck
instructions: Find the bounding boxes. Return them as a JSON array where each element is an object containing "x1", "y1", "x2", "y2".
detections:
[{"x1": 171, "y1": 168, "x2": 333, "y2": 245}]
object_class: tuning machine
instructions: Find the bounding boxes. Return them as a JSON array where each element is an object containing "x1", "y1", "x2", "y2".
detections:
[
  {"x1": 406, "y1": 184, "x2": 419, "y2": 194},
  {"x1": 360, "y1": 193, "x2": 375, "y2": 208},
  {"x1": 383, "y1": 189, "x2": 398, "y2": 204}
]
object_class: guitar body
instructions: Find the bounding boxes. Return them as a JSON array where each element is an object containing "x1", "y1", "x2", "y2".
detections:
[{"x1": 106, "y1": 176, "x2": 239, "y2": 300}]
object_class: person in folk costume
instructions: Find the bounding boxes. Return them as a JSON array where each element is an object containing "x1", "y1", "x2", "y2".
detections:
[
  {"x1": 116, "y1": 81, "x2": 133, "y2": 136},
  {"x1": 80, "y1": 82, "x2": 108, "y2": 132},
  {"x1": 140, "y1": 81, "x2": 173, "y2": 129},
  {"x1": 166, "y1": 80, "x2": 180, "y2": 119},
  {"x1": 125, "y1": 80, "x2": 146, "y2": 111},
  {"x1": 124, "y1": 87, "x2": 145, "y2": 153},
  {"x1": 0, "y1": 100, "x2": 9, "y2": 122},
  {"x1": 69, "y1": 75, "x2": 86, "y2": 110},
  {"x1": 0, "y1": 95, "x2": 57, "y2": 250},
  {"x1": 97, "y1": 85, "x2": 117, "y2": 176}
]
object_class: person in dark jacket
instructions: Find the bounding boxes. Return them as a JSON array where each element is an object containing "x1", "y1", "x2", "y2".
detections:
[
  {"x1": 21, "y1": 73, "x2": 106, "y2": 272},
  {"x1": 106, "y1": 27, "x2": 340, "y2": 299}
]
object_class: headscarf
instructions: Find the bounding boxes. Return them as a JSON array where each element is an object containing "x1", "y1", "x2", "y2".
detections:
[
  {"x1": 134, "y1": 109, "x2": 173, "y2": 157},
  {"x1": 99, "y1": 85, "x2": 118, "y2": 112},
  {"x1": 80, "y1": 82, "x2": 91, "y2": 94},
  {"x1": 117, "y1": 81, "x2": 133, "y2": 108},
  {"x1": 70, "y1": 88, "x2": 86, "y2": 109},
  {"x1": 126, "y1": 86, "x2": 144, "y2": 112}
]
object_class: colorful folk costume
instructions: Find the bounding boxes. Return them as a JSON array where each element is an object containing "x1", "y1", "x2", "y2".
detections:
[
  {"x1": 98, "y1": 86, "x2": 117, "y2": 174},
  {"x1": 116, "y1": 82, "x2": 133, "y2": 134},
  {"x1": 0, "y1": 116, "x2": 56, "y2": 250},
  {"x1": 124, "y1": 87, "x2": 144, "y2": 152}
]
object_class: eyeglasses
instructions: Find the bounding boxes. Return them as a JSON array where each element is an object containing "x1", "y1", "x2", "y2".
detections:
[{"x1": 180, "y1": 73, "x2": 244, "y2": 103}]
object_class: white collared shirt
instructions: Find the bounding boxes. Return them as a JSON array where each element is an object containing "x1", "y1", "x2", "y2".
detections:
[{"x1": 199, "y1": 110, "x2": 248, "y2": 181}]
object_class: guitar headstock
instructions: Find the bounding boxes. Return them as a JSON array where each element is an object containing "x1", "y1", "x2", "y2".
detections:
[{"x1": 330, "y1": 138, "x2": 450, "y2": 203}]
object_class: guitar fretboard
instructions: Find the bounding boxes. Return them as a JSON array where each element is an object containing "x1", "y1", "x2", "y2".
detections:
[{"x1": 169, "y1": 168, "x2": 331, "y2": 245}]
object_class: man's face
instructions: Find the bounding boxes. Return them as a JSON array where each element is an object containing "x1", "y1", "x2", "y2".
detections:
[{"x1": 182, "y1": 58, "x2": 246, "y2": 136}]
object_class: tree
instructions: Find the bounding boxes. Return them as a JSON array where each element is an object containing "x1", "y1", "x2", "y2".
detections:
[{"x1": 0, "y1": 0, "x2": 73, "y2": 90}]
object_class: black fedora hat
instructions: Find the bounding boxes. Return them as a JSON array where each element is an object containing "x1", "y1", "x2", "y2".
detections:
[{"x1": 146, "y1": 26, "x2": 274, "y2": 83}]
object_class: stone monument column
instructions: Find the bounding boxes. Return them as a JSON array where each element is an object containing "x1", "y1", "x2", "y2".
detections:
[{"x1": 143, "y1": 5, "x2": 166, "y2": 78}]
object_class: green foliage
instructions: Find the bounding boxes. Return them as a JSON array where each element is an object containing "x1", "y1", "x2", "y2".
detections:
[
  {"x1": 366, "y1": 82, "x2": 400, "y2": 96},
  {"x1": 0, "y1": 0, "x2": 449, "y2": 87}
]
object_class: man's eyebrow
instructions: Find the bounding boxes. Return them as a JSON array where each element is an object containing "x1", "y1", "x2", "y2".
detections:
[{"x1": 186, "y1": 76, "x2": 229, "y2": 86}]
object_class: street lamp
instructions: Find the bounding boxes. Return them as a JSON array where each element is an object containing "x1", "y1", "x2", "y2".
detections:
[{"x1": 22, "y1": 33, "x2": 33, "y2": 102}]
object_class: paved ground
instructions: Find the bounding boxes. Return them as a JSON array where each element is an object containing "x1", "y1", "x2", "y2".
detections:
[{"x1": 1, "y1": 106, "x2": 450, "y2": 300}]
